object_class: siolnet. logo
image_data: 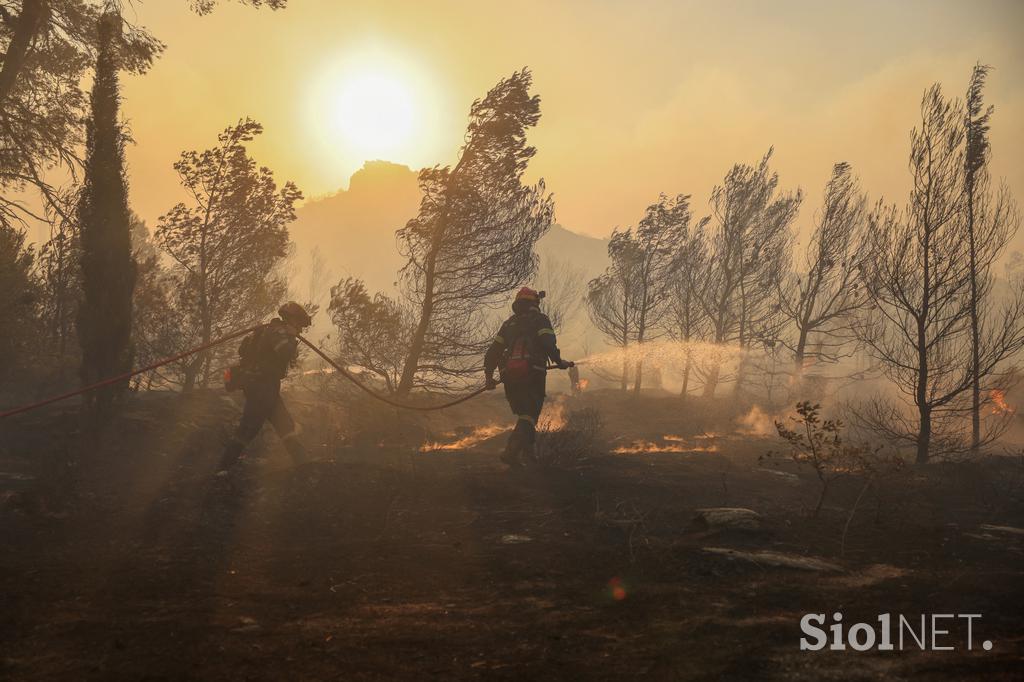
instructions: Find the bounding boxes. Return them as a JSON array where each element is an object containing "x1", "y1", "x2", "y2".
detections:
[{"x1": 800, "y1": 613, "x2": 993, "y2": 652}]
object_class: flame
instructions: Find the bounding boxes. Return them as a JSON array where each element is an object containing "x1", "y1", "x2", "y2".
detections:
[
  {"x1": 577, "y1": 378, "x2": 590, "y2": 391},
  {"x1": 421, "y1": 424, "x2": 509, "y2": 451},
  {"x1": 990, "y1": 389, "x2": 1014, "y2": 415},
  {"x1": 539, "y1": 396, "x2": 568, "y2": 431},
  {"x1": 613, "y1": 435, "x2": 719, "y2": 454}
]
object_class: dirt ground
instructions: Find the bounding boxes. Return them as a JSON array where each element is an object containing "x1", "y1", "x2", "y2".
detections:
[{"x1": 1, "y1": 388, "x2": 1022, "y2": 680}]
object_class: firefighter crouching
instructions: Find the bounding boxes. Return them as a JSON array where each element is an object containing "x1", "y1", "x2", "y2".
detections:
[
  {"x1": 484, "y1": 287, "x2": 572, "y2": 468},
  {"x1": 219, "y1": 301, "x2": 313, "y2": 474}
]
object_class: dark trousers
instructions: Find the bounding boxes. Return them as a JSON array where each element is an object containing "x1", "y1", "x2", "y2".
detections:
[
  {"x1": 503, "y1": 372, "x2": 547, "y2": 450},
  {"x1": 221, "y1": 379, "x2": 304, "y2": 467}
]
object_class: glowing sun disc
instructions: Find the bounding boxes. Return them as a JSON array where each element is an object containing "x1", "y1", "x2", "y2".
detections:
[{"x1": 330, "y1": 72, "x2": 415, "y2": 157}]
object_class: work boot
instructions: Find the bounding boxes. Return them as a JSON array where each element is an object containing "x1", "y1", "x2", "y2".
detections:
[
  {"x1": 283, "y1": 435, "x2": 307, "y2": 466},
  {"x1": 519, "y1": 441, "x2": 537, "y2": 466},
  {"x1": 218, "y1": 437, "x2": 246, "y2": 473},
  {"x1": 500, "y1": 434, "x2": 523, "y2": 469}
]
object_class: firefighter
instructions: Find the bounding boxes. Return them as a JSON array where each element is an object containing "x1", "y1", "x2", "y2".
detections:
[
  {"x1": 218, "y1": 301, "x2": 313, "y2": 474},
  {"x1": 484, "y1": 287, "x2": 572, "y2": 468}
]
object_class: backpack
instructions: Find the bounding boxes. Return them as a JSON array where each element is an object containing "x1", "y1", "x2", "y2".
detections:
[
  {"x1": 502, "y1": 335, "x2": 533, "y2": 384},
  {"x1": 224, "y1": 327, "x2": 266, "y2": 391}
]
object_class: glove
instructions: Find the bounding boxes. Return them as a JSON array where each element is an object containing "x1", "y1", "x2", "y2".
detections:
[
  {"x1": 485, "y1": 374, "x2": 498, "y2": 390},
  {"x1": 557, "y1": 359, "x2": 573, "y2": 370}
]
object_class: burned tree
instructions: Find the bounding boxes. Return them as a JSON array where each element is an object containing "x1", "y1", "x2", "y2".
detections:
[
  {"x1": 961, "y1": 63, "x2": 1023, "y2": 453},
  {"x1": 395, "y1": 69, "x2": 553, "y2": 395},
  {"x1": 628, "y1": 194, "x2": 699, "y2": 394},
  {"x1": 777, "y1": 162, "x2": 870, "y2": 389},
  {"x1": 858, "y1": 84, "x2": 1024, "y2": 463},
  {"x1": 586, "y1": 231, "x2": 642, "y2": 391},
  {"x1": 667, "y1": 221, "x2": 710, "y2": 397},
  {"x1": 76, "y1": 12, "x2": 135, "y2": 416},
  {"x1": 155, "y1": 119, "x2": 301, "y2": 389},
  {"x1": 694, "y1": 150, "x2": 801, "y2": 396}
]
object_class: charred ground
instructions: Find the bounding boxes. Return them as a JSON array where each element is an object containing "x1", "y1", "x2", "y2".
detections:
[{"x1": 1, "y1": 389, "x2": 1022, "y2": 680}]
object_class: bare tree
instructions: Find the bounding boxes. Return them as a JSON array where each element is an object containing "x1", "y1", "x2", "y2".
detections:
[
  {"x1": 586, "y1": 231, "x2": 641, "y2": 391},
  {"x1": 628, "y1": 194, "x2": 700, "y2": 394},
  {"x1": 777, "y1": 162, "x2": 871, "y2": 389},
  {"x1": 534, "y1": 254, "x2": 585, "y2": 334},
  {"x1": 667, "y1": 228, "x2": 710, "y2": 397},
  {"x1": 859, "y1": 86, "x2": 968, "y2": 462},
  {"x1": 961, "y1": 63, "x2": 1023, "y2": 453},
  {"x1": 694, "y1": 149, "x2": 801, "y2": 396},
  {"x1": 155, "y1": 119, "x2": 301, "y2": 389},
  {"x1": 395, "y1": 69, "x2": 553, "y2": 395}
]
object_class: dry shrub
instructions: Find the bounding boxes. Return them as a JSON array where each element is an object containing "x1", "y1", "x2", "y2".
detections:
[
  {"x1": 534, "y1": 407, "x2": 606, "y2": 468},
  {"x1": 762, "y1": 401, "x2": 904, "y2": 518}
]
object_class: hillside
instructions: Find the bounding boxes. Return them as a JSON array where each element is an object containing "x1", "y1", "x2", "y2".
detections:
[{"x1": 288, "y1": 161, "x2": 609, "y2": 336}]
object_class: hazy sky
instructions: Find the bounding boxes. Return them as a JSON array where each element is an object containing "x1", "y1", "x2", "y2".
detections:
[{"x1": 114, "y1": 0, "x2": 1023, "y2": 241}]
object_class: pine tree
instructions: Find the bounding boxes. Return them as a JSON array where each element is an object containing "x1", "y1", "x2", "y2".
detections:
[{"x1": 76, "y1": 12, "x2": 136, "y2": 417}]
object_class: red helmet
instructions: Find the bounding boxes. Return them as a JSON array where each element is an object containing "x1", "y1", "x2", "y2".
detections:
[{"x1": 515, "y1": 287, "x2": 544, "y2": 303}]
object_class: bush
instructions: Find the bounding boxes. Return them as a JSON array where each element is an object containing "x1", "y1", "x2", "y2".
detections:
[
  {"x1": 762, "y1": 401, "x2": 903, "y2": 517},
  {"x1": 534, "y1": 407, "x2": 605, "y2": 468}
]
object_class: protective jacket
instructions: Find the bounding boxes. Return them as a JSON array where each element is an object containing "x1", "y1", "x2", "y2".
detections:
[
  {"x1": 484, "y1": 302, "x2": 563, "y2": 379},
  {"x1": 238, "y1": 319, "x2": 299, "y2": 381}
]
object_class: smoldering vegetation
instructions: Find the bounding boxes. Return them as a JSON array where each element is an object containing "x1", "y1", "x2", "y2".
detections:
[{"x1": 1, "y1": 5, "x2": 1023, "y2": 679}]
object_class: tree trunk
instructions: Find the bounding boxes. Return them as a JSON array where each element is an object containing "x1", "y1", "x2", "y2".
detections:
[
  {"x1": 0, "y1": 0, "x2": 47, "y2": 106},
  {"x1": 397, "y1": 236, "x2": 440, "y2": 397},
  {"x1": 703, "y1": 364, "x2": 719, "y2": 398},
  {"x1": 620, "y1": 351, "x2": 629, "y2": 391},
  {"x1": 680, "y1": 352, "x2": 692, "y2": 397},
  {"x1": 967, "y1": 185, "x2": 981, "y2": 454},
  {"x1": 633, "y1": 357, "x2": 643, "y2": 396},
  {"x1": 917, "y1": 406, "x2": 931, "y2": 465}
]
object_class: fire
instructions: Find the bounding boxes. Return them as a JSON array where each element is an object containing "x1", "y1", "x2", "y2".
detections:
[
  {"x1": 990, "y1": 389, "x2": 1014, "y2": 415},
  {"x1": 613, "y1": 435, "x2": 719, "y2": 454},
  {"x1": 577, "y1": 378, "x2": 590, "y2": 391},
  {"x1": 539, "y1": 396, "x2": 568, "y2": 431},
  {"x1": 420, "y1": 424, "x2": 509, "y2": 451}
]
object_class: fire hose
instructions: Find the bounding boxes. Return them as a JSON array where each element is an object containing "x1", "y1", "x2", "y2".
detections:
[{"x1": 0, "y1": 324, "x2": 574, "y2": 420}]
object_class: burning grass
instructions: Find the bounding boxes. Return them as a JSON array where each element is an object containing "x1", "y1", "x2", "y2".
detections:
[
  {"x1": 613, "y1": 434, "x2": 720, "y2": 454},
  {"x1": 420, "y1": 424, "x2": 510, "y2": 452}
]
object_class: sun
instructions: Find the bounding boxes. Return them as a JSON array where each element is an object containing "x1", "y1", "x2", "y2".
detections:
[
  {"x1": 328, "y1": 71, "x2": 416, "y2": 159},
  {"x1": 306, "y1": 49, "x2": 449, "y2": 184}
]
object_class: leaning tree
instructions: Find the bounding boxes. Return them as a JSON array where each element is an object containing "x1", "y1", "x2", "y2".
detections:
[
  {"x1": 394, "y1": 69, "x2": 554, "y2": 396},
  {"x1": 776, "y1": 162, "x2": 871, "y2": 390},
  {"x1": 694, "y1": 149, "x2": 800, "y2": 397}
]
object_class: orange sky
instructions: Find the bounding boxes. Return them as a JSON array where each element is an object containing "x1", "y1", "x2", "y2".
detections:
[{"x1": 109, "y1": 0, "x2": 1024, "y2": 243}]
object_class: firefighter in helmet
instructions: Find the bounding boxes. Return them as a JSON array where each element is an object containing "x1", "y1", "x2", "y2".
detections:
[
  {"x1": 484, "y1": 287, "x2": 572, "y2": 467},
  {"x1": 219, "y1": 301, "x2": 313, "y2": 473}
]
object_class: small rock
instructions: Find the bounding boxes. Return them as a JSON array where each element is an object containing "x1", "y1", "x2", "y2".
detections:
[
  {"x1": 693, "y1": 507, "x2": 763, "y2": 531},
  {"x1": 978, "y1": 524, "x2": 1024, "y2": 537},
  {"x1": 703, "y1": 547, "x2": 842, "y2": 572}
]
